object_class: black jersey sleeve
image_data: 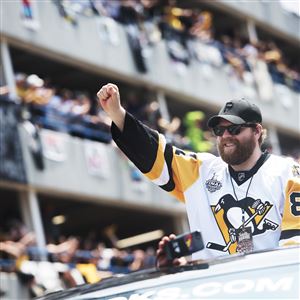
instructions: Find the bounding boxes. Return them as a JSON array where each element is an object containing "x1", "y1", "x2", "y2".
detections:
[
  {"x1": 111, "y1": 112, "x2": 202, "y2": 202},
  {"x1": 111, "y1": 112, "x2": 161, "y2": 173}
]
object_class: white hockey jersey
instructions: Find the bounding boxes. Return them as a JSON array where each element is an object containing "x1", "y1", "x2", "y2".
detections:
[{"x1": 112, "y1": 113, "x2": 300, "y2": 260}]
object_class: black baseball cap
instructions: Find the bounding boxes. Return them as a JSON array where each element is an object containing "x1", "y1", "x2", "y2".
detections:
[{"x1": 207, "y1": 99, "x2": 262, "y2": 128}]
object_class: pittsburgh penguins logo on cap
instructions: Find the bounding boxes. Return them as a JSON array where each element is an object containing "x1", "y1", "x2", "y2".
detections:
[{"x1": 223, "y1": 102, "x2": 233, "y2": 113}]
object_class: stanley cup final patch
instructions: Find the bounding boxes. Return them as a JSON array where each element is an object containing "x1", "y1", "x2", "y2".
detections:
[
  {"x1": 292, "y1": 164, "x2": 300, "y2": 177},
  {"x1": 205, "y1": 173, "x2": 222, "y2": 193}
]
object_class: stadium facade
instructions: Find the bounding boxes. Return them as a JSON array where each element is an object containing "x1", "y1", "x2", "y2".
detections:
[{"x1": 0, "y1": 1, "x2": 299, "y2": 297}]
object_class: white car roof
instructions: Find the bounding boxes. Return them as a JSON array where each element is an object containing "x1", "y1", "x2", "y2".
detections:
[{"x1": 67, "y1": 246, "x2": 299, "y2": 300}]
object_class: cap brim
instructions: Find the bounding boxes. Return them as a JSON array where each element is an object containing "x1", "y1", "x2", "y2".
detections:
[{"x1": 207, "y1": 115, "x2": 246, "y2": 128}]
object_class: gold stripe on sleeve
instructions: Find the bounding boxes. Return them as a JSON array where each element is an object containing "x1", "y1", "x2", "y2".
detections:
[
  {"x1": 144, "y1": 134, "x2": 166, "y2": 181},
  {"x1": 171, "y1": 151, "x2": 202, "y2": 203}
]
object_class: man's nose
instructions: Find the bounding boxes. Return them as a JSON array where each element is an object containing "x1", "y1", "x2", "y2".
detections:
[{"x1": 221, "y1": 128, "x2": 232, "y2": 137}]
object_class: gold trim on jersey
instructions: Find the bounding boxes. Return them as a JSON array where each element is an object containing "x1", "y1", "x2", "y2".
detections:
[
  {"x1": 145, "y1": 133, "x2": 202, "y2": 203},
  {"x1": 144, "y1": 134, "x2": 166, "y2": 181},
  {"x1": 282, "y1": 178, "x2": 300, "y2": 231},
  {"x1": 171, "y1": 151, "x2": 202, "y2": 202}
]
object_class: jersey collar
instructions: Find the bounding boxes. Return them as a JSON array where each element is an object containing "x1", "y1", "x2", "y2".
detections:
[{"x1": 228, "y1": 151, "x2": 270, "y2": 185}]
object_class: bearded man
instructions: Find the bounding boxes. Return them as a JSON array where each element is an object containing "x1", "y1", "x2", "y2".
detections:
[{"x1": 97, "y1": 83, "x2": 300, "y2": 266}]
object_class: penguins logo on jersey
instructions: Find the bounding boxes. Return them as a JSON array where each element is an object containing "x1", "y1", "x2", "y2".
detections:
[{"x1": 207, "y1": 194, "x2": 279, "y2": 254}]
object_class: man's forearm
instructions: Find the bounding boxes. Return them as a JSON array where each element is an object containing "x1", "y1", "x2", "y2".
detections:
[{"x1": 110, "y1": 107, "x2": 126, "y2": 132}]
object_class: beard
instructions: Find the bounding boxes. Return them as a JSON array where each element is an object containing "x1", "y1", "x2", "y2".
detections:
[{"x1": 217, "y1": 134, "x2": 256, "y2": 166}]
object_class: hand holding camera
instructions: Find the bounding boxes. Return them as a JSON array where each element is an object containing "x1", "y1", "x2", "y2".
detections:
[{"x1": 156, "y1": 231, "x2": 204, "y2": 268}]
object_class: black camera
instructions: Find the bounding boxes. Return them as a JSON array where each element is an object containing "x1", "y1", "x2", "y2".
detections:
[{"x1": 164, "y1": 231, "x2": 204, "y2": 260}]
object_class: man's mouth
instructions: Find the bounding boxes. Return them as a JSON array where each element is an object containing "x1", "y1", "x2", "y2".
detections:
[
  {"x1": 224, "y1": 143, "x2": 235, "y2": 148},
  {"x1": 221, "y1": 139, "x2": 238, "y2": 151}
]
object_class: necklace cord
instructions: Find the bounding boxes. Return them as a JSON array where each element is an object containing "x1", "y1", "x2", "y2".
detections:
[{"x1": 230, "y1": 175, "x2": 254, "y2": 227}]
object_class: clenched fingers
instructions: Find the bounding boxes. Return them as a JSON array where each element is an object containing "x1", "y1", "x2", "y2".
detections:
[{"x1": 97, "y1": 83, "x2": 118, "y2": 101}]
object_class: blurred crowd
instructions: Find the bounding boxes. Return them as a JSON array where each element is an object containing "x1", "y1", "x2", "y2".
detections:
[
  {"x1": 0, "y1": 219, "x2": 156, "y2": 297},
  {"x1": 13, "y1": 73, "x2": 112, "y2": 144},
  {"x1": 2, "y1": 68, "x2": 299, "y2": 165},
  {"x1": 50, "y1": 0, "x2": 300, "y2": 92},
  {"x1": 1, "y1": 71, "x2": 215, "y2": 156},
  {"x1": 9, "y1": 0, "x2": 299, "y2": 155},
  {"x1": 5, "y1": 69, "x2": 299, "y2": 162},
  {"x1": 1, "y1": 0, "x2": 298, "y2": 159}
]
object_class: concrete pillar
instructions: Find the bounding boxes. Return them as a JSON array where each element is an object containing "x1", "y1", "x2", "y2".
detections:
[
  {"x1": 173, "y1": 214, "x2": 189, "y2": 234},
  {"x1": 19, "y1": 189, "x2": 47, "y2": 259},
  {"x1": 19, "y1": 191, "x2": 33, "y2": 231},
  {"x1": 157, "y1": 91, "x2": 170, "y2": 122},
  {"x1": 0, "y1": 39, "x2": 18, "y2": 101},
  {"x1": 268, "y1": 126, "x2": 282, "y2": 155},
  {"x1": 247, "y1": 19, "x2": 258, "y2": 44}
]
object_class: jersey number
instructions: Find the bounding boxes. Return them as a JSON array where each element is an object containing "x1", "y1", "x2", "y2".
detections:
[{"x1": 290, "y1": 192, "x2": 300, "y2": 216}]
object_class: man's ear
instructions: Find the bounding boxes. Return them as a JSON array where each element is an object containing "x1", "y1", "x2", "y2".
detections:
[
  {"x1": 255, "y1": 124, "x2": 263, "y2": 135},
  {"x1": 255, "y1": 124, "x2": 263, "y2": 133}
]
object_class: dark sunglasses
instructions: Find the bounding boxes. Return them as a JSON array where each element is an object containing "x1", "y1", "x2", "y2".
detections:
[{"x1": 212, "y1": 123, "x2": 257, "y2": 136}]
